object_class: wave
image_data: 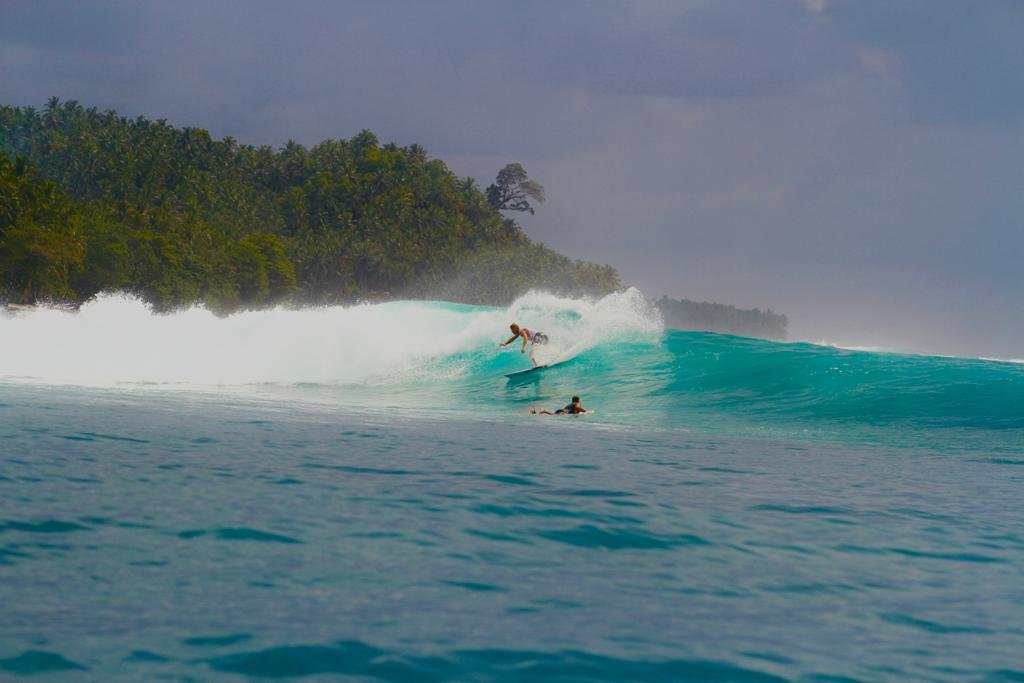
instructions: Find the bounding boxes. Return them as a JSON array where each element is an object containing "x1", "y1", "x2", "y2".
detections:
[
  {"x1": 0, "y1": 289, "x2": 660, "y2": 387},
  {"x1": 645, "y1": 332, "x2": 1024, "y2": 435},
  {"x1": 3, "y1": 290, "x2": 1023, "y2": 443}
]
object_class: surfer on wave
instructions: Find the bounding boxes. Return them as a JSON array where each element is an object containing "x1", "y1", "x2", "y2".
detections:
[{"x1": 500, "y1": 323, "x2": 548, "y2": 366}]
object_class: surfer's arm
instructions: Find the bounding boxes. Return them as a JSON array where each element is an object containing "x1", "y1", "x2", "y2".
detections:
[
  {"x1": 501, "y1": 334, "x2": 518, "y2": 347},
  {"x1": 520, "y1": 334, "x2": 528, "y2": 352}
]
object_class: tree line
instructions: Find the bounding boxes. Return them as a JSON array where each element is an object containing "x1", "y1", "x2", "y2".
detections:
[
  {"x1": 655, "y1": 295, "x2": 788, "y2": 340},
  {"x1": 0, "y1": 98, "x2": 619, "y2": 311}
]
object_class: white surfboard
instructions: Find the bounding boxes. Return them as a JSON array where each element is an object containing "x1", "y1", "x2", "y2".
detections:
[{"x1": 504, "y1": 359, "x2": 567, "y2": 378}]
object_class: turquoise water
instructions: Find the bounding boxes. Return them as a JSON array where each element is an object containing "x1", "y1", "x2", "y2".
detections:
[{"x1": 1, "y1": 293, "x2": 1023, "y2": 681}]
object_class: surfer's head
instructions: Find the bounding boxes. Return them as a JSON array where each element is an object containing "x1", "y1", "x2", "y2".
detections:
[
  {"x1": 509, "y1": 323, "x2": 520, "y2": 334},
  {"x1": 572, "y1": 396, "x2": 580, "y2": 404}
]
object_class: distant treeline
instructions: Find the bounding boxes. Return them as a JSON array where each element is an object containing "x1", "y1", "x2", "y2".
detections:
[
  {"x1": 655, "y1": 295, "x2": 788, "y2": 340},
  {"x1": 0, "y1": 98, "x2": 618, "y2": 311}
]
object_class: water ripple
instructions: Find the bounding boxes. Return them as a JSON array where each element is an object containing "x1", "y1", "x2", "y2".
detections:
[
  {"x1": 177, "y1": 527, "x2": 302, "y2": 544},
  {"x1": 205, "y1": 641, "x2": 787, "y2": 681},
  {"x1": 0, "y1": 519, "x2": 90, "y2": 534},
  {"x1": 537, "y1": 524, "x2": 709, "y2": 550},
  {"x1": 0, "y1": 650, "x2": 88, "y2": 674},
  {"x1": 879, "y1": 612, "x2": 992, "y2": 635},
  {"x1": 184, "y1": 633, "x2": 254, "y2": 647}
]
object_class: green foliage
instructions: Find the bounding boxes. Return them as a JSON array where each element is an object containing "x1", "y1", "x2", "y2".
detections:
[
  {"x1": 655, "y1": 295, "x2": 788, "y2": 340},
  {"x1": 0, "y1": 100, "x2": 619, "y2": 311},
  {"x1": 0, "y1": 154, "x2": 85, "y2": 303}
]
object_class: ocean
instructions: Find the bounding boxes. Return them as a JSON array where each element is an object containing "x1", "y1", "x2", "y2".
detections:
[{"x1": 1, "y1": 290, "x2": 1022, "y2": 681}]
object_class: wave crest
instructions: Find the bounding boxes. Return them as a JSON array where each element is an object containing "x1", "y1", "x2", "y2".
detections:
[{"x1": 0, "y1": 288, "x2": 659, "y2": 387}]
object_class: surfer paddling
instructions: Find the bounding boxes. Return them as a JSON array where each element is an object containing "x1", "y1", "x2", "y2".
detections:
[
  {"x1": 531, "y1": 396, "x2": 587, "y2": 415},
  {"x1": 500, "y1": 323, "x2": 549, "y2": 366}
]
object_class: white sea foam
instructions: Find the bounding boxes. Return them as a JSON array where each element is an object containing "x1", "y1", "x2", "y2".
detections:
[
  {"x1": 505, "y1": 288, "x2": 662, "y2": 367},
  {"x1": 810, "y1": 339, "x2": 903, "y2": 354},
  {"x1": 0, "y1": 288, "x2": 660, "y2": 388},
  {"x1": 809, "y1": 339, "x2": 1024, "y2": 365}
]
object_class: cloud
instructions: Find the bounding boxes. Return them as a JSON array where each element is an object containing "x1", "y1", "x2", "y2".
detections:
[
  {"x1": 512, "y1": 0, "x2": 850, "y2": 99},
  {"x1": 857, "y1": 47, "x2": 895, "y2": 79},
  {"x1": 826, "y1": 0, "x2": 1024, "y2": 125},
  {"x1": 801, "y1": 0, "x2": 827, "y2": 15}
]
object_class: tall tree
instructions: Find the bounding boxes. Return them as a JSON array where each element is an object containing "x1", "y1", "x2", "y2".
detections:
[{"x1": 486, "y1": 163, "x2": 545, "y2": 214}]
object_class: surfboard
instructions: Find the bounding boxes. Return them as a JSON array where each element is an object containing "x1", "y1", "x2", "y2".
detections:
[
  {"x1": 505, "y1": 358, "x2": 571, "y2": 378},
  {"x1": 505, "y1": 364, "x2": 549, "y2": 378}
]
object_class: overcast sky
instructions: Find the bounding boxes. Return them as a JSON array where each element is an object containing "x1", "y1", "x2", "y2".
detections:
[{"x1": 2, "y1": 0, "x2": 1022, "y2": 356}]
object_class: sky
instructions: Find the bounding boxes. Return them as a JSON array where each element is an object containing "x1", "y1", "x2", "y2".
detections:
[{"x1": 2, "y1": 0, "x2": 1023, "y2": 357}]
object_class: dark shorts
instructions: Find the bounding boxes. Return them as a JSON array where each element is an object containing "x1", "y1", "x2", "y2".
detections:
[{"x1": 533, "y1": 333, "x2": 549, "y2": 344}]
